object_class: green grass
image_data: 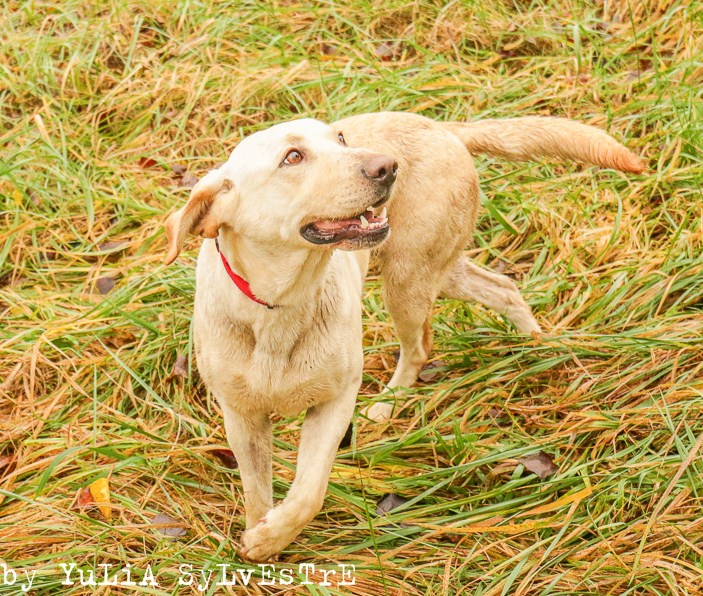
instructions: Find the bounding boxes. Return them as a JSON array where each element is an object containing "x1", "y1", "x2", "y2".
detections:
[{"x1": 1, "y1": 0, "x2": 702, "y2": 594}]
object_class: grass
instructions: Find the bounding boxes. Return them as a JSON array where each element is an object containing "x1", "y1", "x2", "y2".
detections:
[{"x1": 1, "y1": 0, "x2": 702, "y2": 593}]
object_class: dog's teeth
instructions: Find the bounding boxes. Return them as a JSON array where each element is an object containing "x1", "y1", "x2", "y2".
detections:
[
  {"x1": 381, "y1": 207, "x2": 387, "y2": 220},
  {"x1": 359, "y1": 215, "x2": 370, "y2": 229}
]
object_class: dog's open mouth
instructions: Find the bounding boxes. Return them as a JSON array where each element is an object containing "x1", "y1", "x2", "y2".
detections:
[{"x1": 301, "y1": 206, "x2": 390, "y2": 249}]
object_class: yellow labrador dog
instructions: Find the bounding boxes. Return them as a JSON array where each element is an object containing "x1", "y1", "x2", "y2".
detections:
[{"x1": 164, "y1": 112, "x2": 642, "y2": 560}]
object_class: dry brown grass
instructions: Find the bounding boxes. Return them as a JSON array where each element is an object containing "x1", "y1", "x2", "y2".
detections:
[{"x1": 1, "y1": 0, "x2": 703, "y2": 594}]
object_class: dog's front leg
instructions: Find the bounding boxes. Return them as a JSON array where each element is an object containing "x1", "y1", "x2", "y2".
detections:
[
  {"x1": 240, "y1": 386, "x2": 357, "y2": 561},
  {"x1": 221, "y1": 405, "x2": 274, "y2": 529}
]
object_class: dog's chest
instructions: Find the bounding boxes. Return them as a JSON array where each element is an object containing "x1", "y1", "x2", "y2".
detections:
[{"x1": 195, "y1": 309, "x2": 358, "y2": 416}]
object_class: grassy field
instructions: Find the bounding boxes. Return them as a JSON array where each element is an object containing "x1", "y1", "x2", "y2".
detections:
[{"x1": 1, "y1": 0, "x2": 703, "y2": 594}]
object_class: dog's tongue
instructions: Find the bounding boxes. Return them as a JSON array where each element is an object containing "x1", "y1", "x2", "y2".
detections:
[
  {"x1": 314, "y1": 218, "x2": 361, "y2": 232},
  {"x1": 313, "y1": 210, "x2": 376, "y2": 232}
]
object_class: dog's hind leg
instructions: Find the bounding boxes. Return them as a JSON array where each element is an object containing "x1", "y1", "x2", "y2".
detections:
[
  {"x1": 220, "y1": 406, "x2": 273, "y2": 530},
  {"x1": 384, "y1": 282, "x2": 436, "y2": 390},
  {"x1": 440, "y1": 253, "x2": 541, "y2": 334},
  {"x1": 360, "y1": 265, "x2": 441, "y2": 422},
  {"x1": 240, "y1": 385, "x2": 357, "y2": 561}
]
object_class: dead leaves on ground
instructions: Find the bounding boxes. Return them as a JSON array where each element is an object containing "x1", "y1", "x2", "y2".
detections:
[
  {"x1": 138, "y1": 156, "x2": 199, "y2": 188},
  {"x1": 73, "y1": 477, "x2": 111, "y2": 520},
  {"x1": 95, "y1": 276, "x2": 116, "y2": 295},
  {"x1": 166, "y1": 353, "x2": 188, "y2": 381},
  {"x1": 97, "y1": 240, "x2": 129, "y2": 255},
  {"x1": 170, "y1": 163, "x2": 198, "y2": 188},
  {"x1": 0, "y1": 453, "x2": 16, "y2": 477},
  {"x1": 517, "y1": 452, "x2": 559, "y2": 480},
  {"x1": 374, "y1": 41, "x2": 403, "y2": 61},
  {"x1": 150, "y1": 512, "x2": 188, "y2": 538},
  {"x1": 137, "y1": 157, "x2": 158, "y2": 169},
  {"x1": 211, "y1": 448, "x2": 239, "y2": 470},
  {"x1": 74, "y1": 487, "x2": 95, "y2": 510},
  {"x1": 72, "y1": 475, "x2": 189, "y2": 539},
  {"x1": 376, "y1": 493, "x2": 410, "y2": 516}
]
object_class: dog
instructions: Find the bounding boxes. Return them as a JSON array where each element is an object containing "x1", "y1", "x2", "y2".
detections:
[
  {"x1": 164, "y1": 112, "x2": 643, "y2": 561},
  {"x1": 333, "y1": 113, "x2": 644, "y2": 420}
]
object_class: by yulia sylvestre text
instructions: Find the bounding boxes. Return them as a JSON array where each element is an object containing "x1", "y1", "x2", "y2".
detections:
[{"x1": 0, "y1": 561, "x2": 357, "y2": 591}]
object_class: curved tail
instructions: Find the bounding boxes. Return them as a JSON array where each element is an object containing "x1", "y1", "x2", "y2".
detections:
[{"x1": 444, "y1": 117, "x2": 645, "y2": 173}]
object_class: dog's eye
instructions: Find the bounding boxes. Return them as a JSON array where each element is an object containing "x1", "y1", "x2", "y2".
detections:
[
  {"x1": 338, "y1": 133, "x2": 346, "y2": 145},
  {"x1": 283, "y1": 149, "x2": 304, "y2": 165}
]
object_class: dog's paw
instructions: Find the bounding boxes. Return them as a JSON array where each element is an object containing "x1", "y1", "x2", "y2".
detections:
[
  {"x1": 515, "y1": 315, "x2": 542, "y2": 336},
  {"x1": 239, "y1": 516, "x2": 294, "y2": 562},
  {"x1": 361, "y1": 401, "x2": 394, "y2": 422}
]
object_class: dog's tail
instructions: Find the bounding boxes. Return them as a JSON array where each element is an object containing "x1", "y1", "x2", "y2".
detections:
[{"x1": 444, "y1": 117, "x2": 645, "y2": 173}]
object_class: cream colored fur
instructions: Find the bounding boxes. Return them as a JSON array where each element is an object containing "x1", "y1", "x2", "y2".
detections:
[
  {"x1": 164, "y1": 112, "x2": 643, "y2": 560},
  {"x1": 334, "y1": 112, "x2": 643, "y2": 420}
]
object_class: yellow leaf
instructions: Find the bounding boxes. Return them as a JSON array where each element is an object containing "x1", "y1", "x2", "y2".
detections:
[
  {"x1": 12, "y1": 189, "x2": 22, "y2": 206},
  {"x1": 414, "y1": 517, "x2": 552, "y2": 535},
  {"x1": 518, "y1": 485, "x2": 593, "y2": 518},
  {"x1": 88, "y1": 477, "x2": 111, "y2": 520}
]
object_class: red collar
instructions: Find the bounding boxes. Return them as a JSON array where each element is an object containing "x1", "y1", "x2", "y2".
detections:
[{"x1": 215, "y1": 238, "x2": 275, "y2": 309}]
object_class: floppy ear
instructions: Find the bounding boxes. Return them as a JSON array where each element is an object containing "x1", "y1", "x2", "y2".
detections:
[{"x1": 164, "y1": 170, "x2": 234, "y2": 265}]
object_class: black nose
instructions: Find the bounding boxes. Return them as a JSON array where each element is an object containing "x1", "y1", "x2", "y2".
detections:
[{"x1": 361, "y1": 154, "x2": 398, "y2": 186}]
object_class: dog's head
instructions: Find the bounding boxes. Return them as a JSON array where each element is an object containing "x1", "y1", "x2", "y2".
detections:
[{"x1": 164, "y1": 119, "x2": 397, "y2": 264}]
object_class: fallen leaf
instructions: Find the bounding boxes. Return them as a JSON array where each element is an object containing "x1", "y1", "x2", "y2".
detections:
[
  {"x1": 95, "y1": 277, "x2": 115, "y2": 295},
  {"x1": 593, "y1": 20, "x2": 613, "y2": 33},
  {"x1": 138, "y1": 157, "x2": 158, "y2": 168},
  {"x1": 150, "y1": 512, "x2": 187, "y2": 538},
  {"x1": 375, "y1": 42, "x2": 401, "y2": 61},
  {"x1": 518, "y1": 452, "x2": 558, "y2": 480},
  {"x1": 211, "y1": 448, "x2": 238, "y2": 469},
  {"x1": 74, "y1": 487, "x2": 95, "y2": 509},
  {"x1": 518, "y1": 485, "x2": 592, "y2": 517},
  {"x1": 0, "y1": 454, "x2": 15, "y2": 476},
  {"x1": 418, "y1": 360, "x2": 446, "y2": 382},
  {"x1": 487, "y1": 407, "x2": 510, "y2": 427},
  {"x1": 320, "y1": 42, "x2": 338, "y2": 56},
  {"x1": 169, "y1": 166, "x2": 199, "y2": 189},
  {"x1": 167, "y1": 354, "x2": 188, "y2": 381},
  {"x1": 38, "y1": 249, "x2": 57, "y2": 262},
  {"x1": 493, "y1": 259, "x2": 507, "y2": 274},
  {"x1": 28, "y1": 189, "x2": 41, "y2": 207},
  {"x1": 180, "y1": 173, "x2": 199, "y2": 188},
  {"x1": 376, "y1": 493, "x2": 409, "y2": 516},
  {"x1": 103, "y1": 329, "x2": 137, "y2": 350},
  {"x1": 416, "y1": 518, "x2": 550, "y2": 536},
  {"x1": 106, "y1": 53, "x2": 124, "y2": 71},
  {"x1": 88, "y1": 477, "x2": 112, "y2": 520},
  {"x1": 97, "y1": 241, "x2": 128, "y2": 253}
]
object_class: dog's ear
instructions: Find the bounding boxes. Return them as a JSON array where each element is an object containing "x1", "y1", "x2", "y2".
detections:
[{"x1": 164, "y1": 171, "x2": 235, "y2": 265}]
